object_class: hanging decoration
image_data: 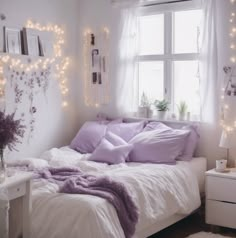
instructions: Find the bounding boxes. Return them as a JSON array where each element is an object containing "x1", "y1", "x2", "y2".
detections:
[
  {"x1": 0, "y1": 20, "x2": 70, "y2": 140},
  {"x1": 83, "y1": 27, "x2": 110, "y2": 107},
  {"x1": 220, "y1": 0, "x2": 236, "y2": 132}
]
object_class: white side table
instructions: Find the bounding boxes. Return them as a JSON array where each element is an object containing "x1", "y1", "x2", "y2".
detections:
[
  {"x1": 0, "y1": 172, "x2": 32, "y2": 238},
  {"x1": 206, "y1": 168, "x2": 236, "y2": 229}
]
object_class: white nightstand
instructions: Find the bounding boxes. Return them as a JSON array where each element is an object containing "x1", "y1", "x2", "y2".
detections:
[
  {"x1": 205, "y1": 168, "x2": 236, "y2": 229},
  {"x1": 0, "y1": 172, "x2": 32, "y2": 238}
]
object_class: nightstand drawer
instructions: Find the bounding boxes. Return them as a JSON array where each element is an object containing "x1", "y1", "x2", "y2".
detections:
[
  {"x1": 8, "y1": 183, "x2": 26, "y2": 200},
  {"x1": 206, "y1": 176, "x2": 236, "y2": 203},
  {"x1": 206, "y1": 200, "x2": 236, "y2": 228}
]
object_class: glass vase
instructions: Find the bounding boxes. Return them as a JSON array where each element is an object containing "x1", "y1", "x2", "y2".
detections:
[{"x1": 0, "y1": 148, "x2": 6, "y2": 183}]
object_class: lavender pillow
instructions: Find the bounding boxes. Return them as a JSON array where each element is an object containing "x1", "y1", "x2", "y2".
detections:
[
  {"x1": 129, "y1": 129, "x2": 190, "y2": 164},
  {"x1": 143, "y1": 122, "x2": 171, "y2": 132},
  {"x1": 88, "y1": 139, "x2": 133, "y2": 164},
  {"x1": 105, "y1": 131, "x2": 127, "y2": 146},
  {"x1": 107, "y1": 121, "x2": 145, "y2": 142},
  {"x1": 179, "y1": 125, "x2": 200, "y2": 161},
  {"x1": 70, "y1": 121, "x2": 107, "y2": 154}
]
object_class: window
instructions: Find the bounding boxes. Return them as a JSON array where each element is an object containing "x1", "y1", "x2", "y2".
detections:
[{"x1": 138, "y1": 3, "x2": 202, "y2": 119}]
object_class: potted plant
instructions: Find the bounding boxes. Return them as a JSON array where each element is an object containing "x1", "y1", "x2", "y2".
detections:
[
  {"x1": 177, "y1": 101, "x2": 188, "y2": 121},
  {"x1": 138, "y1": 92, "x2": 153, "y2": 118},
  {"x1": 154, "y1": 99, "x2": 169, "y2": 120},
  {"x1": 0, "y1": 111, "x2": 25, "y2": 183}
]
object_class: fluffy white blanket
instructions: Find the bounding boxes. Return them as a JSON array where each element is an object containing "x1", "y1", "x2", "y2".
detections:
[{"x1": 25, "y1": 147, "x2": 201, "y2": 238}]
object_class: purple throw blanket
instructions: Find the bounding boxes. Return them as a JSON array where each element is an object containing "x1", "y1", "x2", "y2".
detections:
[{"x1": 36, "y1": 167, "x2": 139, "y2": 238}]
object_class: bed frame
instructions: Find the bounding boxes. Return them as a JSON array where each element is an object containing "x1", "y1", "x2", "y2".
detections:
[{"x1": 137, "y1": 213, "x2": 188, "y2": 238}]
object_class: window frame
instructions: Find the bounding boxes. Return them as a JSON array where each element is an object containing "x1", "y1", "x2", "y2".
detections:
[{"x1": 137, "y1": 0, "x2": 202, "y2": 113}]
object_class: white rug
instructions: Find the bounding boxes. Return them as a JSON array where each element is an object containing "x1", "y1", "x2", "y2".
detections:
[{"x1": 187, "y1": 232, "x2": 233, "y2": 238}]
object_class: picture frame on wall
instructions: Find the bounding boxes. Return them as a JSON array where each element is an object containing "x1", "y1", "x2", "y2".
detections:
[
  {"x1": 22, "y1": 28, "x2": 40, "y2": 56},
  {"x1": 4, "y1": 27, "x2": 22, "y2": 54},
  {"x1": 0, "y1": 27, "x2": 4, "y2": 53},
  {"x1": 38, "y1": 31, "x2": 54, "y2": 57}
]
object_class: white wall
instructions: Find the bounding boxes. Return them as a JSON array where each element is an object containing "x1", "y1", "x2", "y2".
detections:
[
  {"x1": 76, "y1": 0, "x2": 236, "y2": 169},
  {"x1": 0, "y1": 0, "x2": 80, "y2": 159},
  {"x1": 1, "y1": 0, "x2": 235, "y2": 168}
]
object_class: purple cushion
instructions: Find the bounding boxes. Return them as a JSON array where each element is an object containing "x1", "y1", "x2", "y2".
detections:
[
  {"x1": 70, "y1": 121, "x2": 107, "y2": 154},
  {"x1": 129, "y1": 129, "x2": 190, "y2": 164},
  {"x1": 105, "y1": 131, "x2": 127, "y2": 146},
  {"x1": 179, "y1": 125, "x2": 200, "y2": 161},
  {"x1": 88, "y1": 139, "x2": 133, "y2": 164},
  {"x1": 143, "y1": 122, "x2": 171, "y2": 132},
  {"x1": 107, "y1": 121, "x2": 145, "y2": 142},
  {"x1": 144, "y1": 121, "x2": 199, "y2": 161}
]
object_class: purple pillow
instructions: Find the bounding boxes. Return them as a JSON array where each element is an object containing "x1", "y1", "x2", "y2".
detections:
[
  {"x1": 88, "y1": 139, "x2": 133, "y2": 164},
  {"x1": 144, "y1": 122, "x2": 199, "y2": 161},
  {"x1": 178, "y1": 125, "x2": 200, "y2": 161},
  {"x1": 70, "y1": 121, "x2": 107, "y2": 154},
  {"x1": 143, "y1": 122, "x2": 171, "y2": 132},
  {"x1": 107, "y1": 121, "x2": 145, "y2": 142},
  {"x1": 105, "y1": 131, "x2": 127, "y2": 146},
  {"x1": 129, "y1": 129, "x2": 190, "y2": 164}
]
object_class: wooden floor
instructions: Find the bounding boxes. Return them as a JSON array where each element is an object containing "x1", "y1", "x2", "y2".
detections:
[{"x1": 149, "y1": 208, "x2": 236, "y2": 238}]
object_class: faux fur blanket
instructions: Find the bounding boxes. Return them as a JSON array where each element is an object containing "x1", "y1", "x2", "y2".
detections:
[{"x1": 35, "y1": 167, "x2": 139, "y2": 238}]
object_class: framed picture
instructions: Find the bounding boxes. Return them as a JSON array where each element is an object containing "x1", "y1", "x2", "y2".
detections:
[
  {"x1": 0, "y1": 27, "x2": 4, "y2": 53},
  {"x1": 22, "y1": 28, "x2": 40, "y2": 56},
  {"x1": 4, "y1": 27, "x2": 22, "y2": 54},
  {"x1": 38, "y1": 31, "x2": 54, "y2": 57}
]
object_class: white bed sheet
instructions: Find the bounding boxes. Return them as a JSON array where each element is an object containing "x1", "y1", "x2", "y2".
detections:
[{"x1": 28, "y1": 147, "x2": 203, "y2": 238}]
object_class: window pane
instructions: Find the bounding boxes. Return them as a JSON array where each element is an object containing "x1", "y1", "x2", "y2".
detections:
[
  {"x1": 139, "y1": 14, "x2": 164, "y2": 55},
  {"x1": 138, "y1": 61, "x2": 164, "y2": 105},
  {"x1": 174, "y1": 10, "x2": 202, "y2": 54},
  {"x1": 173, "y1": 61, "x2": 200, "y2": 117}
]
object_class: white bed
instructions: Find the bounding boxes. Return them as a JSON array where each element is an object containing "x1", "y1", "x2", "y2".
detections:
[{"x1": 25, "y1": 147, "x2": 207, "y2": 238}]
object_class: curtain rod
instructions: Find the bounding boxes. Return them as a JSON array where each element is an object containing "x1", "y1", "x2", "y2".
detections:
[{"x1": 142, "y1": 0, "x2": 192, "y2": 7}]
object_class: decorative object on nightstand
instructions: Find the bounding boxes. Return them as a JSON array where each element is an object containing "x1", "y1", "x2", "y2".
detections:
[
  {"x1": 0, "y1": 172, "x2": 32, "y2": 238},
  {"x1": 205, "y1": 169, "x2": 236, "y2": 229},
  {"x1": 219, "y1": 129, "x2": 234, "y2": 167},
  {"x1": 0, "y1": 111, "x2": 25, "y2": 183}
]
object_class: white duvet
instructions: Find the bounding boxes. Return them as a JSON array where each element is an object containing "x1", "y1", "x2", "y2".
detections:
[{"x1": 29, "y1": 147, "x2": 201, "y2": 238}]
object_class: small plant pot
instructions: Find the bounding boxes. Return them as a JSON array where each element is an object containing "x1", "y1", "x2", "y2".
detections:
[
  {"x1": 138, "y1": 106, "x2": 149, "y2": 118},
  {"x1": 147, "y1": 108, "x2": 153, "y2": 118},
  {"x1": 178, "y1": 113, "x2": 186, "y2": 121},
  {"x1": 157, "y1": 111, "x2": 167, "y2": 120}
]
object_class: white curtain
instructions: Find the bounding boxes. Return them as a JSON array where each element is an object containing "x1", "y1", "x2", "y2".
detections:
[
  {"x1": 115, "y1": 4, "x2": 140, "y2": 116},
  {"x1": 199, "y1": 0, "x2": 219, "y2": 124}
]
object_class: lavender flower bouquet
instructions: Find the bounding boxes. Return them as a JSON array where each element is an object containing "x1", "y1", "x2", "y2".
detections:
[{"x1": 0, "y1": 111, "x2": 25, "y2": 171}]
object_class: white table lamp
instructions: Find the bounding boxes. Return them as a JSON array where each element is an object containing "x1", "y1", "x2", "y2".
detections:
[{"x1": 219, "y1": 130, "x2": 234, "y2": 166}]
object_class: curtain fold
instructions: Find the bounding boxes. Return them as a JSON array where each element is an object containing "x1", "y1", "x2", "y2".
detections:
[
  {"x1": 199, "y1": 0, "x2": 219, "y2": 124},
  {"x1": 115, "y1": 5, "x2": 140, "y2": 116}
]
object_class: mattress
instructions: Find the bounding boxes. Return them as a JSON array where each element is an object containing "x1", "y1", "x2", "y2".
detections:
[
  {"x1": 17, "y1": 147, "x2": 203, "y2": 238},
  {"x1": 180, "y1": 157, "x2": 207, "y2": 195}
]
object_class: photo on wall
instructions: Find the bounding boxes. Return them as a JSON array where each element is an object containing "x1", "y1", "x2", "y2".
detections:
[
  {"x1": 4, "y1": 27, "x2": 22, "y2": 54},
  {"x1": 0, "y1": 27, "x2": 4, "y2": 53},
  {"x1": 38, "y1": 31, "x2": 54, "y2": 57},
  {"x1": 22, "y1": 28, "x2": 40, "y2": 56}
]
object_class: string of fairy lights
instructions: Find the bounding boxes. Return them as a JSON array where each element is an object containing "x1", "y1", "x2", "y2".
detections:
[
  {"x1": 220, "y1": 0, "x2": 236, "y2": 132},
  {"x1": 0, "y1": 20, "x2": 70, "y2": 107}
]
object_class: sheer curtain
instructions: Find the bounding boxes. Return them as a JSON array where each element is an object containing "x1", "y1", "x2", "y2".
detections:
[
  {"x1": 199, "y1": 0, "x2": 219, "y2": 124},
  {"x1": 114, "y1": 2, "x2": 141, "y2": 116}
]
